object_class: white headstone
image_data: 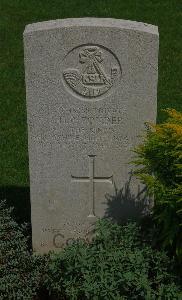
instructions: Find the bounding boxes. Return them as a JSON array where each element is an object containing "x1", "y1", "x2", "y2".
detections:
[{"x1": 24, "y1": 18, "x2": 159, "y2": 253}]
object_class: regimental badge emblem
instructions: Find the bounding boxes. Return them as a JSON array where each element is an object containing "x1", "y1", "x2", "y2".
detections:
[{"x1": 63, "y1": 45, "x2": 121, "y2": 99}]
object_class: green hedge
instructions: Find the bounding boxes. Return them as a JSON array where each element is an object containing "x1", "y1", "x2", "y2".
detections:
[
  {"x1": 0, "y1": 200, "x2": 45, "y2": 300},
  {"x1": 133, "y1": 109, "x2": 182, "y2": 259},
  {"x1": 0, "y1": 200, "x2": 181, "y2": 299},
  {"x1": 43, "y1": 220, "x2": 181, "y2": 299}
]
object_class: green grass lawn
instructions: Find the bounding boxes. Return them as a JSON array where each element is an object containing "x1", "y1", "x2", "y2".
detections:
[{"x1": 0, "y1": 0, "x2": 181, "y2": 210}]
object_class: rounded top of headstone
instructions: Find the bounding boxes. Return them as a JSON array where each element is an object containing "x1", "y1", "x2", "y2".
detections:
[{"x1": 24, "y1": 18, "x2": 158, "y2": 36}]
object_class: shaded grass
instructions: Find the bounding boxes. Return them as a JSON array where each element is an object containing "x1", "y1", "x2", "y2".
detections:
[{"x1": 0, "y1": 0, "x2": 181, "y2": 192}]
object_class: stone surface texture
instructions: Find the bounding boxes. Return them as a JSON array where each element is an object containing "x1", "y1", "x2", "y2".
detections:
[{"x1": 24, "y1": 18, "x2": 159, "y2": 253}]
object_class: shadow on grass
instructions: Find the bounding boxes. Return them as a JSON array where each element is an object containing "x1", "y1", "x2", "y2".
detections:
[
  {"x1": 0, "y1": 177, "x2": 152, "y2": 227},
  {"x1": 0, "y1": 186, "x2": 31, "y2": 225}
]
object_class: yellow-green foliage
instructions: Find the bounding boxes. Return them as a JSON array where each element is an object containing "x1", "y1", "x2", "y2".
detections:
[{"x1": 133, "y1": 109, "x2": 182, "y2": 259}]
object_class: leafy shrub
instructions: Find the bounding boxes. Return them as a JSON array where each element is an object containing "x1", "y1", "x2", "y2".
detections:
[
  {"x1": 0, "y1": 200, "x2": 44, "y2": 300},
  {"x1": 0, "y1": 200, "x2": 181, "y2": 299},
  {"x1": 133, "y1": 109, "x2": 182, "y2": 259},
  {"x1": 44, "y1": 220, "x2": 181, "y2": 300}
]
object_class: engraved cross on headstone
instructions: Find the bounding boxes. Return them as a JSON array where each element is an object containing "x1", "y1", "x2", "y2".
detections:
[{"x1": 71, "y1": 155, "x2": 113, "y2": 218}]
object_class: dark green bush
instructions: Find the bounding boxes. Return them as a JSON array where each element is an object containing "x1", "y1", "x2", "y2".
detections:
[
  {"x1": 0, "y1": 200, "x2": 181, "y2": 299},
  {"x1": 44, "y1": 220, "x2": 181, "y2": 300},
  {"x1": 132, "y1": 109, "x2": 182, "y2": 259},
  {"x1": 0, "y1": 200, "x2": 44, "y2": 300}
]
